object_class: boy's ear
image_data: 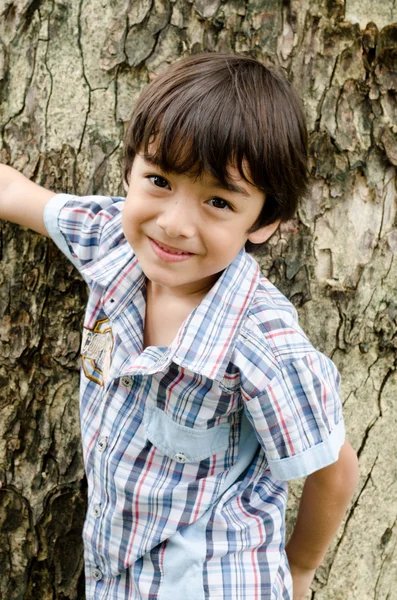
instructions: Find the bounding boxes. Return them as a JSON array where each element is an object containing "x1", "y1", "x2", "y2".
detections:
[{"x1": 247, "y1": 220, "x2": 280, "y2": 245}]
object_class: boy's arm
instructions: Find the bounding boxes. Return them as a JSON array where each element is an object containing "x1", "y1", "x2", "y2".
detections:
[
  {"x1": 286, "y1": 440, "x2": 359, "y2": 600},
  {"x1": 0, "y1": 164, "x2": 55, "y2": 236}
]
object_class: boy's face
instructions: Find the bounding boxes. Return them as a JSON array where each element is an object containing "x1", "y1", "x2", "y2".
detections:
[{"x1": 122, "y1": 154, "x2": 278, "y2": 297}]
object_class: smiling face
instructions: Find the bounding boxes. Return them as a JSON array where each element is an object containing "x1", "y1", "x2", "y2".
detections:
[{"x1": 122, "y1": 154, "x2": 278, "y2": 298}]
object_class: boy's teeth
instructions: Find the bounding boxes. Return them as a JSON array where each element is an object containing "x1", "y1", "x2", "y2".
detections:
[{"x1": 159, "y1": 242, "x2": 187, "y2": 254}]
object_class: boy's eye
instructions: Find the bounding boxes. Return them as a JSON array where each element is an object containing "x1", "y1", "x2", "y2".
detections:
[
  {"x1": 148, "y1": 175, "x2": 170, "y2": 189},
  {"x1": 207, "y1": 197, "x2": 232, "y2": 210}
]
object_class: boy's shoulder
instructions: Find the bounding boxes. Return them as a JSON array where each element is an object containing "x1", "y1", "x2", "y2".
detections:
[
  {"x1": 233, "y1": 272, "x2": 320, "y2": 393},
  {"x1": 243, "y1": 272, "x2": 301, "y2": 343},
  {"x1": 45, "y1": 193, "x2": 127, "y2": 271},
  {"x1": 249, "y1": 274, "x2": 299, "y2": 324}
]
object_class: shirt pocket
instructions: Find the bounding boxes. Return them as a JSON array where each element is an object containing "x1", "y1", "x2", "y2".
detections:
[{"x1": 143, "y1": 403, "x2": 230, "y2": 464}]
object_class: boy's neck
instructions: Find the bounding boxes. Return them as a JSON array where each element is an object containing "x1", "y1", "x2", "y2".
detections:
[
  {"x1": 143, "y1": 277, "x2": 217, "y2": 349},
  {"x1": 146, "y1": 276, "x2": 218, "y2": 303}
]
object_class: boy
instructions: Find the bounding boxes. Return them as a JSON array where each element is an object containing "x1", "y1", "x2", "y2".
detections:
[{"x1": 0, "y1": 53, "x2": 358, "y2": 600}]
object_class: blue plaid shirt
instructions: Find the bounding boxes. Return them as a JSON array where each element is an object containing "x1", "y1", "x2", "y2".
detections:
[{"x1": 44, "y1": 194, "x2": 345, "y2": 600}]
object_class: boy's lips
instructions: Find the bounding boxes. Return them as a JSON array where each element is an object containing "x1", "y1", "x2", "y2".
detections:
[{"x1": 148, "y1": 238, "x2": 195, "y2": 262}]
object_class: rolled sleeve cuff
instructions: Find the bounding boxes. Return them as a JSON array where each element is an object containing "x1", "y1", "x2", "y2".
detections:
[
  {"x1": 43, "y1": 193, "x2": 82, "y2": 272},
  {"x1": 268, "y1": 419, "x2": 346, "y2": 480}
]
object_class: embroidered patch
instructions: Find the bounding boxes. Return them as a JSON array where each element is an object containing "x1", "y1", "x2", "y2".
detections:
[{"x1": 81, "y1": 318, "x2": 114, "y2": 385}]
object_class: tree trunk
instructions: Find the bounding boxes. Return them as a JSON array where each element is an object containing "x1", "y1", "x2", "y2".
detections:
[{"x1": 0, "y1": 1, "x2": 396, "y2": 598}]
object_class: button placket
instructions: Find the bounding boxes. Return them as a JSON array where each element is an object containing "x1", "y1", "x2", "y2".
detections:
[
  {"x1": 92, "y1": 567, "x2": 102, "y2": 581},
  {"x1": 121, "y1": 376, "x2": 133, "y2": 390},
  {"x1": 93, "y1": 434, "x2": 109, "y2": 561},
  {"x1": 174, "y1": 452, "x2": 187, "y2": 464},
  {"x1": 97, "y1": 436, "x2": 108, "y2": 453}
]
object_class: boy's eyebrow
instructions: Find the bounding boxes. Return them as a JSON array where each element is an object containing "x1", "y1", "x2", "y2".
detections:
[
  {"x1": 143, "y1": 156, "x2": 164, "y2": 169},
  {"x1": 208, "y1": 179, "x2": 251, "y2": 197}
]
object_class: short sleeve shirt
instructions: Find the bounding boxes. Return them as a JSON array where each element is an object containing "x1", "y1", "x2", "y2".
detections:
[{"x1": 44, "y1": 194, "x2": 345, "y2": 600}]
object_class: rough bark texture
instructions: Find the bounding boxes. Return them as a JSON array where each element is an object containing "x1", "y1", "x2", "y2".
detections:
[{"x1": 0, "y1": 1, "x2": 396, "y2": 598}]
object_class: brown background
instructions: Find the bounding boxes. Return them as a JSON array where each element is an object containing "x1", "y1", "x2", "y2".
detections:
[{"x1": 0, "y1": 0, "x2": 396, "y2": 598}]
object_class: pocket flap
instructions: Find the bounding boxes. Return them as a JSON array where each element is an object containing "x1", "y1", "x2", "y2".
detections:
[{"x1": 144, "y1": 405, "x2": 230, "y2": 463}]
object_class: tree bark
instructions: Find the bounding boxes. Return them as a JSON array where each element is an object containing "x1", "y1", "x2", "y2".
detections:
[{"x1": 0, "y1": 1, "x2": 396, "y2": 598}]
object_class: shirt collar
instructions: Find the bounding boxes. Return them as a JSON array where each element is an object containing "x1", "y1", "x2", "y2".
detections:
[
  {"x1": 80, "y1": 241, "x2": 146, "y2": 316},
  {"x1": 168, "y1": 249, "x2": 260, "y2": 382},
  {"x1": 81, "y1": 244, "x2": 260, "y2": 383}
]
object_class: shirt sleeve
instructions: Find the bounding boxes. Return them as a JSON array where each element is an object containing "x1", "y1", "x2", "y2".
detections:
[
  {"x1": 43, "y1": 193, "x2": 125, "y2": 276},
  {"x1": 242, "y1": 349, "x2": 345, "y2": 480}
]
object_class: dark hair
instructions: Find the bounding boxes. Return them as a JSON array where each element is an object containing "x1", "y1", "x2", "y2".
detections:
[{"x1": 124, "y1": 53, "x2": 308, "y2": 252}]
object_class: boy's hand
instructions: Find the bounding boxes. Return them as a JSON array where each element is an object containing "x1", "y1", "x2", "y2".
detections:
[{"x1": 288, "y1": 561, "x2": 315, "y2": 599}]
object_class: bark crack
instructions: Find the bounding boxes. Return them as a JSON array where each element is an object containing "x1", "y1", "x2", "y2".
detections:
[
  {"x1": 377, "y1": 184, "x2": 387, "y2": 243},
  {"x1": 76, "y1": 0, "x2": 92, "y2": 157},
  {"x1": 43, "y1": 1, "x2": 55, "y2": 155},
  {"x1": 1, "y1": 11, "x2": 40, "y2": 134},
  {"x1": 374, "y1": 515, "x2": 397, "y2": 600},
  {"x1": 380, "y1": 254, "x2": 394, "y2": 290},
  {"x1": 321, "y1": 455, "x2": 379, "y2": 584},
  {"x1": 93, "y1": 140, "x2": 122, "y2": 195},
  {"x1": 314, "y1": 53, "x2": 339, "y2": 133},
  {"x1": 332, "y1": 300, "x2": 345, "y2": 355},
  {"x1": 353, "y1": 250, "x2": 393, "y2": 342},
  {"x1": 356, "y1": 365, "x2": 394, "y2": 460}
]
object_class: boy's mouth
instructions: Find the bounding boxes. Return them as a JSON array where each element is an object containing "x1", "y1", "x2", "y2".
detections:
[{"x1": 149, "y1": 238, "x2": 194, "y2": 261}]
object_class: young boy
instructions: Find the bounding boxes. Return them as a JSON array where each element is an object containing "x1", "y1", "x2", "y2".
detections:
[{"x1": 0, "y1": 53, "x2": 358, "y2": 600}]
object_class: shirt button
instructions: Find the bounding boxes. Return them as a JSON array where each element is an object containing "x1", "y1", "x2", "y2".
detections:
[
  {"x1": 97, "y1": 436, "x2": 108, "y2": 453},
  {"x1": 92, "y1": 504, "x2": 101, "y2": 518},
  {"x1": 174, "y1": 452, "x2": 187, "y2": 464},
  {"x1": 121, "y1": 376, "x2": 133, "y2": 389},
  {"x1": 92, "y1": 567, "x2": 102, "y2": 581}
]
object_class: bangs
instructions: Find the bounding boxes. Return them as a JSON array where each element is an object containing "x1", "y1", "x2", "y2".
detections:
[
  {"x1": 141, "y1": 122, "x2": 252, "y2": 191},
  {"x1": 126, "y1": 66, "x2": 258, "y2": 190}
]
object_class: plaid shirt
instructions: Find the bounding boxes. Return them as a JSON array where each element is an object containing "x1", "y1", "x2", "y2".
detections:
[{"x1": 44, "y1": 194, "x2": 345, "y2": 600}]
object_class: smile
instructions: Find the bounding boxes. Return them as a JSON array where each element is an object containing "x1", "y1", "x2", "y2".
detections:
[{"x1": 149, "y1": 238, "x2": 194, "y2": 262}]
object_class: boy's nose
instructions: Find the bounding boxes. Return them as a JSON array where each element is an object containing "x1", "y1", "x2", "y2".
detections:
[{"x1": 157, "y1": 201, "x2": 196, "y2": 239}]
